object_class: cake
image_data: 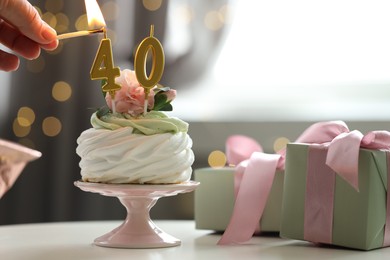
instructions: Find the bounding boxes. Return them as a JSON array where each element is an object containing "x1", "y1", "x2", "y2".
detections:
[{"x1": 76, "y1": 69, "x2": 194, "y2": 184}]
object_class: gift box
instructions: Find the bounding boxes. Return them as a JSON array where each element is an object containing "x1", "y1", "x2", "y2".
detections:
[
  {"x1": 280, "y1": 143, "x2": 390, "y2": 250},
  {"x1": 194, "y1": 167, "x2": 284, "y2": 232}
]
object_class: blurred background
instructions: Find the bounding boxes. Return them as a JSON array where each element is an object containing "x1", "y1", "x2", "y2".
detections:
[{"x1": 0, "y1": 0, "x2": 390, "y2": 224}]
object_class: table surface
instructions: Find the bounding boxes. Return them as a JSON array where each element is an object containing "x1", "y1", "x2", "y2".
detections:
[{"x1": 1, "y1": 220, "x2": 390, "y2": 260}]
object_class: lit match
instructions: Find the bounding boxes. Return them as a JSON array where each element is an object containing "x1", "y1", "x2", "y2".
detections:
[{"x1": 57, "y1": 28, "x2": 105, "y2": 40}]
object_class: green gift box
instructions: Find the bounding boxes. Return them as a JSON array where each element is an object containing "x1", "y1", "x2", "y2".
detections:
[
  {"x1": 280, "y1": 143, "x2": 389, "y2": 250},
  {"x1": 194, "y1": 167, "x2": 284, "y2": 232}
]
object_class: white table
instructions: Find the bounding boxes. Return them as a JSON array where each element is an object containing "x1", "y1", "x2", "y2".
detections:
[{"x1": 1, "y1": 220, "x2": 389, "y2": 259}]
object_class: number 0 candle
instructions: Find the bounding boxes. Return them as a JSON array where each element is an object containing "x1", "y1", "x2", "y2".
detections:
[{"x1": 134, "y1": 25, "x2": 165, "y2": 115}]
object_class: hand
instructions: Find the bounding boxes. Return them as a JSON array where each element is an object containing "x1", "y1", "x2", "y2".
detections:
[{"x1": 0, "y1": 0, "x2": 58, "y2": 72}]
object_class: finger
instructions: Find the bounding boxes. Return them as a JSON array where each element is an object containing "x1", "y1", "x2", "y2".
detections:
[
  {"x1": 0, "y1": 0, "x2": 57, "y2": 44},
  {"x1": 40, "y1": 40, "x2": 59, "y2": 51},
  {"x1": 0, "y1": 20, "x2": 41, "y2": 60},
  {"x1": 0, "y1": 49, "x2": 20, "y2": 72}
]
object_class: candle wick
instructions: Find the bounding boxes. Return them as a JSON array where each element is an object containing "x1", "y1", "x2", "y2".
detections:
[
  {"x1": 150, "y1": 24, "x2": 154, "y2": 37},
  {"x1": 103, "y1": 27, "x2": 107, "y2": 39}
]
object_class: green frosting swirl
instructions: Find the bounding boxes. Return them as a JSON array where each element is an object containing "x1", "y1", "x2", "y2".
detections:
[{"x1": 91, "y1": 111, "x2": 189, "y2": 135}]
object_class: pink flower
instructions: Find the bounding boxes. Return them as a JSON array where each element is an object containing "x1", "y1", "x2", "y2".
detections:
[{"x1": 106, "y1": 69, "x2": 155, "y2": 116}]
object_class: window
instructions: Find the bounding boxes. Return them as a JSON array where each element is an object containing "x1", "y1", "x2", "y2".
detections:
[{"x1": 173, "y1": 0, "x2": 390, "y2": 121}]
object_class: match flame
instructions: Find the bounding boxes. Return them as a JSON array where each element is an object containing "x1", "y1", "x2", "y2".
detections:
[{"x1": 85, "y1": 0, "x2": 106, "y2": 29}]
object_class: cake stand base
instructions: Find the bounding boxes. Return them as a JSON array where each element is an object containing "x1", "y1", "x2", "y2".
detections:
[{"x1": 74, "y1": 181, "x2": 199, "y2": 249}]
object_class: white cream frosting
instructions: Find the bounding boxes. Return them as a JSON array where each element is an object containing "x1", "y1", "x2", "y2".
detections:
[{"x1": 76, "y1": 126, "x2": 194, "y2": 184}]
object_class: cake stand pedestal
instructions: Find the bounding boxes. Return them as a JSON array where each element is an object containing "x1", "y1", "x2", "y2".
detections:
[{"x1": 74, "y1": 180, "x2": 199, "y2": 249}]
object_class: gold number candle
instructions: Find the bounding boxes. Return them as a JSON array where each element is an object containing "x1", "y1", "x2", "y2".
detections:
[
  {"x1": 90, "y1": 30, "x2": 121, "y2": 100},
  {"x1": 134, "y1": 25, "x2": 165, "y2": 114}
]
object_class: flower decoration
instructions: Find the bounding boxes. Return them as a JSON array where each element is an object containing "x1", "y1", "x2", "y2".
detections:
[{"x1": 104, "y1": 69, "x2": 176, "y2": 117}]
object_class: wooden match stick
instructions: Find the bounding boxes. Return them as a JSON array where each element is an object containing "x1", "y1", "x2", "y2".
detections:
[{"x1": 57, "y1": 28, "x2": 105, "y2": 40}]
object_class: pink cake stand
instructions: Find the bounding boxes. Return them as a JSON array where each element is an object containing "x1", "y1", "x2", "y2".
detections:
[{"x1": 74, "y1": 180, "x2": 199, "y2": 248}]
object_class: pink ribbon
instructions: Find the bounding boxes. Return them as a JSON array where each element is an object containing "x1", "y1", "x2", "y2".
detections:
[
  {"x1": 218, "y1": 122, "x2": 390, "y2": 245},
  {"x1": 303, "y1": 129, "x2": 390, "y2": 245},
  {"x1": 304, "y1": 145, "x2": 336, "y2": 244},
  {"x1": 218, "y1": 135, "x2": 282, "y2": 245},
  {"x1": 218, "y1": 122, "x2": 349, "y2": 245},
  {"x1": 326, "y1": 130, "x2": 390, "y2": 191},
  {"x1": 384, "y1": 152, "x2": 390, "y2": 247}
]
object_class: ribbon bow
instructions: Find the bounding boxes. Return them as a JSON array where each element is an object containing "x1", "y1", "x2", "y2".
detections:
[
  {"x1": 326, "y1": 130, "x2": 390, "y2": 191},
  {"x1": 218, "y1": 121, "x2": 390, "y2": 245}
]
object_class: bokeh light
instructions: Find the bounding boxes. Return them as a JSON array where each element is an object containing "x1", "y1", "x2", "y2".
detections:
[
  {"x1": 273, "y1": 137, "x2": 290, "y2": 153},
  {"x1": 208, "y1": 150, "x2": 227, "y2": 168},
  {"x1": 42, "y1": 117, "x2": 62, "y2": 137},
  {"x1": 42, "y1": 12, "x2": 57, "y2": 28},
  {"x1": 13, "y1": 118, "x2": 31, "y2": 138},
  {"x1": 55, "y1": 13, "x2": 70, "y2": 33},
  {"x1": 176, "y1": 4, "x2": 194, "y2": 24},
  {"x1": 17, "y1": 107, "x2": 36, "y2": 127},
  {"x1": 52, "y1": 81, "x2": 72, "y2": 102},
  {"x1": 142, "y1": 0, "x2": 162, "y2": 11},
  {"x1": 75, "y1": 14, "x2": 88, "y2": 31},
  {"x1": 204, "y1": 10, "x2": 224, "y2": 31}
]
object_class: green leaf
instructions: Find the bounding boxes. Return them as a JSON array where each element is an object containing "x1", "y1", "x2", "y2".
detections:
[
  {"x1": 155, "y1": 93, "x2": 168, "y2": 103},
  {"x1": 159, "y1": 103, "x2": 173, "y2": 111},
  {"x1": 151, "y1": 85, "x2": 176, "y2": 112},
  {"x1": 96, "y1": 106, "x2": 110, "y2": 118},
  {"x1": 152, "y1": 93, "x2": 168, "y2": 111}
]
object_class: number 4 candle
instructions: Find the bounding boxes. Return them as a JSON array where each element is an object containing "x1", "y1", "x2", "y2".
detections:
[
  {"x1": 86, "y1": 0, "x2": 121, "y2": 113},
  {"x1": 90, "y1": 29, "x2": 121, "y2": 113},
  {"x1": 55, "y1": 0, "x2": 120, "y2": 112}
]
